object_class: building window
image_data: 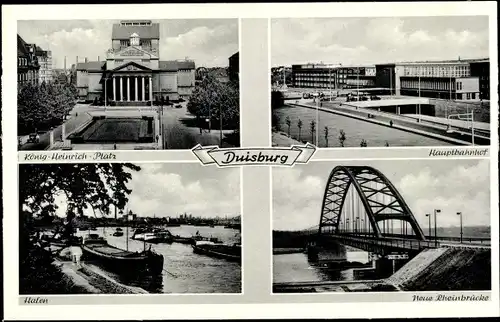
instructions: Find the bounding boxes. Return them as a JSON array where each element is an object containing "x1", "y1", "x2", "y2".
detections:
[{"x1": 467, "y1": 93, "x2": 470, "y2": 100}]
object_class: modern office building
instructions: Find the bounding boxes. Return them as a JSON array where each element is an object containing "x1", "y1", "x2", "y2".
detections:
[
  {"x1": 17, "y1": 34, "x2": 40, "y2": 86},
  {"x1": 376, "y1": 58, "x2": 489, "y2": 101},
  {"x1": 76, "y1": 20, "x2": 196, "y2": 105},
  {"x1": 291, "y1": 63, "x2": 376, "y2": 89},
  {"x1": 288, "y1": 58, "x2": 489, "y2": 101}
]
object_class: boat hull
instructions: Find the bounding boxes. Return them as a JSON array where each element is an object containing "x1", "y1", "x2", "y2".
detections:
[
  {"x1": 192, "y1": 243, "x2": 241, "y2": 263},
  {"x1": 81, "y1": 244, "x2": 164, "y2": 276}
]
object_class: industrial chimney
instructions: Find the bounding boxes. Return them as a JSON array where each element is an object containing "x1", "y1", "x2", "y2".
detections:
[
  {"x1": 85, "y1": 57, "x2": 88, "y2": 63},
  {"x1": 98, "y1": 56, "x2": 100, "y2": 62},
  {"x1": 64, "y1": 56, "x2": 67, "y2": 73}
]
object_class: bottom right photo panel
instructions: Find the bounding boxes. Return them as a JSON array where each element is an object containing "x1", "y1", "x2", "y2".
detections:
[{"x1": 272, "y1": 159, "x2": 491, "y2": 293}]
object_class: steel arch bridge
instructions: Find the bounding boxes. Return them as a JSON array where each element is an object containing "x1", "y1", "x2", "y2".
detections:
[{"x1": 318, "y1": 165, "x2": 426, "y2": 241}]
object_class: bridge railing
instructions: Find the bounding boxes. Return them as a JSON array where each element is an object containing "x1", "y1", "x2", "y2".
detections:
[
  {"x1": 327, "y1": 233, "x2": 439, "y2": 252},
  {"x1": 332, "y1": 232, "x2": 490, "y2": 245}
]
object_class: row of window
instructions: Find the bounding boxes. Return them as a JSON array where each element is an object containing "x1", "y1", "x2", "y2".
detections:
[
  {"x1": 18, "y1": 57, "x2": 28, "y2": 66},
  {"x1": 401, "y1": 79, "x2": 455, "y2": 91},
  {"x1": 402, "y1": 64, "x2": 471, "y2": 78}
]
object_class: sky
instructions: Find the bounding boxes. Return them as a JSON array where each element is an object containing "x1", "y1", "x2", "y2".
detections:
[
  {"x1": 271, "y1": 16, "x2": 489, "y2": 67},
  {"x1": 53, "y1": 163, "x2": 241, "y2": 219},
  {"x1": 273, "y1": 159, "x2": 490, "y2": 231},
  {"x1": 18, "y1": 19, "x2": 238, "y2": 68}
]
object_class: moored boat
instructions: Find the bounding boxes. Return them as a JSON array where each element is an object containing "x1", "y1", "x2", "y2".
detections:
[
  {"x1": 81, "y1": 234, "x2": 164, "y2": 275},
  {"x1": 192, "y1": 241, "x2": 241, "y2": 263}
]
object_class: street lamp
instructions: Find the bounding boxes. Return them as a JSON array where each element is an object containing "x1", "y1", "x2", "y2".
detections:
[
  {"x1": 434, "y1": 209, "x2": 441, "y2": 246},
  {"x1": 346, "y1": 218, "x2": 350, "y2": 233},
  {"x1": 457, "y1": 212, "x2": 463, "y2": 243},
  {"x1": 355, "y1": 216, "x2": 360, "y2": 234},
  {"x1": 425, "y1": 213, "x2": 431, "y2": 240}
]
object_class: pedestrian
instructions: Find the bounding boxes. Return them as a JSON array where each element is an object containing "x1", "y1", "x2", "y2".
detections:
[
  {"x1": 113, "y1": 143, "x2": 117, "y2": 150},
  {"x1": 389, "y1": 120, "x2": 393, "y2": 127},
  {"x1": 156, "y1": 135, "x2": 159, "y2": 143}
]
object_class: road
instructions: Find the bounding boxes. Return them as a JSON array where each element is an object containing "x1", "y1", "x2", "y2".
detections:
[{"x1": 160, "y1": 102, "x2": 237, "y2": 149}]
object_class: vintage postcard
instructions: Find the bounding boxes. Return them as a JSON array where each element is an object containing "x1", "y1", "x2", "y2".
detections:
[{"x1": 2, "y1": 1, "x2": 499, "y2": 320}]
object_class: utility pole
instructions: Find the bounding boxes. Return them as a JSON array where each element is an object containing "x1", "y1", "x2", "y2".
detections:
[
  {"x1": 425, "y1": 213, "x2": 431, "y2": 240},
  {"x1": 434, "y1": 209, "x2": 441, "y2": 247},
  {"x1": 457, "y1": 212, "x2": 463, "y2": 243}
]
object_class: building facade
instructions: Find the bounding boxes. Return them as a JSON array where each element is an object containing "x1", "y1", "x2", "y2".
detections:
[
  {"x1": 289, "y1": 58, "x2": 489, "y2": 101},
  {"x1": 291, "y1": 64, "x2": 376, "y2": 89},
  {"x1": 36, "y1": 46, "x2": 53, "y2": 84},
  {"x1": 229, "y1": 52, "x2": 239, "y2": 82},
  {"x1": 17, "y1": 34, "x2": 40, "y2": 87},
  {"x1": 376, "y1": 58, "x2": 488, "y2": 101},
  {"x1": 76, "y1": 20, "x2": 195, "y2": 105}
]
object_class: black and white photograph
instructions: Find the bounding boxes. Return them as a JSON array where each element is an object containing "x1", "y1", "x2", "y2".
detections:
[
  {"x1": 271, "y1": 17, "x2": 491, "y2": 148},
  {"x1": 20, "y1": 163, "x2": 241, "y2": 294},
  {"x1": 17, "y1": 19, "x2": 240, "y2": 151},
  {"x1": 272, "y1": 159, "x2": 491, "y2": 293}
]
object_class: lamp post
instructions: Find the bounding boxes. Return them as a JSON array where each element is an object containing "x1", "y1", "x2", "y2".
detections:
[
  {"x1": 434, "y1": 209, "x2": 441, "y2": 246},
  {"x1": 346, "y1": 218, "x2": 350, "y2": 234},
  {"x1": 355, "y1": 216, "x2": 359, "y2": 235},
  {"x1": 457, "y1": 212, "x2": 463, "y2": 243},
  {"x1": 425, "y1": 213, "x2": 431, "y2": 240},
  {"x1": 361, "y1": 218, "x2": 364, "y2": 234}
]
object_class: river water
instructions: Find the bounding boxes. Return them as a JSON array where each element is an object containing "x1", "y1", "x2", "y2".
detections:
[
  {"x1": 77, "y1": 225, "x2": 241, "y2": 293},
  {"x1": 273, "y1": 251, "x2": 371, "y2": 284},
  {"x1": 273, "y1": 105, "x2": 452, "y2": 147}
]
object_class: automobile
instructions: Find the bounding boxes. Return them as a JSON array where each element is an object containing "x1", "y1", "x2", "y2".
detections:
[
  {"x1": 27, "y1": 132, "x2": 41, "y2": 144},
  {"x1": 175, "y1": 104, "x2": 183, "y2": 109}
]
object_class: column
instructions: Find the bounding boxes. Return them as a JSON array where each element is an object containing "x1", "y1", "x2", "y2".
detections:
[
  {"x1": 142, "y1": 76, "x2": 145, "y2": 101},
  {"x1": 127, "y1": 76, "x2": 130, "y2": 102},
  {"x1": 120, "y1": 77, "x2": 123, "y2": 101},
  {"x1": 149, "y1": 76, "x2": 153, "y2": 104},
  {"x1": 135, "y1": 76, "x2": 138, "y2": 101},
  {"x1": 113, "y1": 76, "x2": 116, "y2": 102}
]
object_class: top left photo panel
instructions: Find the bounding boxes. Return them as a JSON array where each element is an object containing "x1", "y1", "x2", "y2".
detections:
[{"x1": 17, "y1": 19, "x2": 240, "y2": 151}]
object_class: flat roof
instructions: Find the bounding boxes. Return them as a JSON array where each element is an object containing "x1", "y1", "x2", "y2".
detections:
[{"x1": 346, "y1": 97, "x2": 430, "y2": 108}]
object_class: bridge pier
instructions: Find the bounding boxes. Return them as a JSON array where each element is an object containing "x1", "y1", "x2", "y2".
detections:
[
  {"x1": 307, "y1": 240, "x2": 347, "y2": 267},
  {"x1": 371, "y1": 253, "x2": 410, "y2": 278}
]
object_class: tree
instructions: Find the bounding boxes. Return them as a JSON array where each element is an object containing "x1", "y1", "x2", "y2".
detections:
[
  {"x1": 187, "y1": 74, "x2": 239, "y2": 130},
  {"x1": 285, "y1": 116, "x2": 291, "y2": 136},
  {"x1": 18, "y1": 81, "x2": 78, "y2": 135},
  {"x1": 19, "y1": 163, "x2": 141, "y2": 294},
  {"x1": 272, "y1": 112, "x2": 281, "y2": 132},
  {"x1": 297, "y1": 119, "x2": 303, "y2": 141},
  {"x1": 339, "y1": 129, "x2": 346, "y2": 147},
  {"x1": 360, "y1": 139, "x2": 368, "y2": 147},
  {"x1": 324, "y1": 126, "x2": 329, "y2": 147},
  {"x1": 310, "y1": 120, "x2": 316, "y2": 144}
]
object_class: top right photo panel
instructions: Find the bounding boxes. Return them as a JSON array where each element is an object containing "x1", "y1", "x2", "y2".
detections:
[{"x1": 271, "y1": 16, "x2": 490, "y2": 148}]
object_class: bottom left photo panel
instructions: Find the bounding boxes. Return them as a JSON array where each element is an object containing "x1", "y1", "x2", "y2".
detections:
[{"x1": 19, "y1": 162, "x2": 242, "y2": 295}]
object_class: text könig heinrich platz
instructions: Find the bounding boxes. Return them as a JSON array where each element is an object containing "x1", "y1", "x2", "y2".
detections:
[{"x1": 76, "y1": 20, "x2": 195, "y2": 106}]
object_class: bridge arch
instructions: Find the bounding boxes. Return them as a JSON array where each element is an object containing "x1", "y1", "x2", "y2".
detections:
[{"x1": 319, "y1": 166, "x2": 426, "y2": 240}]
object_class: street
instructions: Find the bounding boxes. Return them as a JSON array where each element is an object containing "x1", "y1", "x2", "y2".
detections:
[{"x1": 161, "y1": 102, "x2": 238, "y2": 149}]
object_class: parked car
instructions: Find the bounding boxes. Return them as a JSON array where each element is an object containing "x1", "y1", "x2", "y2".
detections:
[
  {"x1": 175, "y1": 104, "x2": 182, "y2": 109},
  {"x1": 27, "y1": 133, "x2": 41, "y2": 143}
]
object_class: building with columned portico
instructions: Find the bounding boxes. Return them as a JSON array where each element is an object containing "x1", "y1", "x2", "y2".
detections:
[{"x1": 76, "y1": 20, "x2": 195, "y2": 105}]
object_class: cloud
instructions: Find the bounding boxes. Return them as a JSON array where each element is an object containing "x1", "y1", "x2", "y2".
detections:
[
  {"x1": 52, "y1": 164, "x2": 241, "y2": 219},
  {"x1": 18, "y1": 19, "x2": 237, "y2": 68},
  {"x1": 272, "y1": 167, "x2": 324, "y2": 231},
  {"x1": 273, "y1": 160, "x2": 490, "y2": 231},
  {"x1": 398, "y1": 159, "x2": 490, "y2": 228},
  {"x1": 272, "y1": 16, "x2": 489, "y2": 66}
]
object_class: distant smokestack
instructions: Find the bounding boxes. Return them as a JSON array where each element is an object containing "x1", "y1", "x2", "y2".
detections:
[
  {"x1": 76, "y1": 56, "x2": 78, "y2": 65},
  {"x1": 85, "y1": 57, "x2": 88, "y2": 63},
  {"x1": 64, "y1": 56, "x2": 67, "y2": 72},
  {"x1": 98, "y1": 56, "x2": 100, "y2": 62}
]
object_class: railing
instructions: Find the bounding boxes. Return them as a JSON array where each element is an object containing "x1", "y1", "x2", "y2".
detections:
[{"x1": 333, "y1": 232, "x2": 490, "y2": 245}]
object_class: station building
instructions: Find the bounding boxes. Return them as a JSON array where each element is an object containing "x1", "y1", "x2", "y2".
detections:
[
  {"x1": 289, "y1": 58, "x2": 489, "y2": 101},
  {"x1": 76, "y1": 20, "x2": 196, "y2": 105},
  {"x1": 375, "y1": 58, "x2": 489, "y2": 101}
]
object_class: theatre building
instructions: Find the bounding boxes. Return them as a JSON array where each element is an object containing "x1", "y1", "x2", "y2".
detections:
[{"x1": 76, "y1": 20, "x2": 195, "y2": 105}]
